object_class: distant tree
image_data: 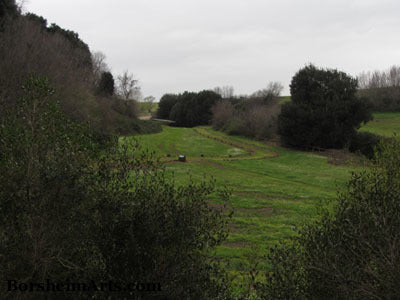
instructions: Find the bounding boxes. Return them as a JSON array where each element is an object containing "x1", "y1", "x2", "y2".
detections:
[
  {"x1": 157, "y1": 93, "x2": 179, "y2": 119},
  {"x1": 143, "y1": 95, "x2": 155, "y2": 113},
  {"x1": 211, "y1": 100, "x2": 234, "y2": 130},
  {"x1": 278, "y1": 64, "x2": 372, "y2": 149},
  {"x1": 98, "y1": 71, "x2": 114, "y2": 96},
  {"x1": 169, "y1": 90, "x2": 221, "y2": 127},
  {"x1": 116, "y1": 70, "x2": 140, "y2": 101},
  {"x1": 213, "y1": 85, "x2": 234, "y2": 99},
  {"x1": 91, "y1": 51, "x2": 109, "y2": 86},
  {"x1": 357, "y1": 65, "x2": 400, "y2": 111},
  {"x1": 251, "y1": 81, "x2": 283, "y2": 102}
]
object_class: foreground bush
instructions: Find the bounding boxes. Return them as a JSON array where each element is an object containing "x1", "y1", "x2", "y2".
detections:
[
  {"x1": 0, "y1": 75, "x2": 232, "y2": 299},
  {"x1": 257, "y1": 138, "x2": 400, "y2": 299}
]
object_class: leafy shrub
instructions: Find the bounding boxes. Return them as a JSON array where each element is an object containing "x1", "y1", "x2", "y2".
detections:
[
  {"x1": 211, "y1": 99, "x2": 235, "y2": 131},
  {"x1": 348, "y1": 131, "x2": 383, "y2": 159},
  {"x1": 212, "y1": 99, "x2": 280, "y2": 141},
  {"x1": 0, "y1": 75, "x2": 233, "y2": 299},
  {"x1": 257, "y1": 138, "x2": 400, "y2": 299}
]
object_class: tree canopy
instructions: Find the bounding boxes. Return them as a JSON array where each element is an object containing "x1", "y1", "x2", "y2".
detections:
[
  {"x1": 98, "y1": 71, "x2": 115, "y2": 96},
  {"x1": 157, "y1": 90, "x2": 221, "y2": 127},
  {"x1": 278, "y1": 64, "x2": 372, "y2": 149}
]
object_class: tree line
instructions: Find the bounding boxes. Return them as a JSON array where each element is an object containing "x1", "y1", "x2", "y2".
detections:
[
  {"x1": 357, "y1": 65, "x2": 400, "y2": 111},
  {"x1": 0, "y1": 0, "x2": 160, "y2": 137}
]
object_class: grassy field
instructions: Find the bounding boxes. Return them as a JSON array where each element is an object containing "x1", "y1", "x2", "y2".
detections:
[
  {"x1": 125, "y1": 125, "x2": 358, "y2": 278},
  {"x1": 360, "y1": 112, "x2": 400, "y2": 137},
  {"x1": 121, "y1": 111, "x2": 400, "y2": 288}
]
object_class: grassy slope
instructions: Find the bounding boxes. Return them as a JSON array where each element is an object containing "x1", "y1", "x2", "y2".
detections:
[
  {"x1": 129, "y1": 126, "x2": 354, "y2": 275},
  {"x1": 360, "y1": 112, "x2": 400, "y2": 137}
]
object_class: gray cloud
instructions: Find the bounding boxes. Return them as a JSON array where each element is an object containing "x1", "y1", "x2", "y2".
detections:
[{"x1": 25, "y1": 0, "x2": 400, "y2": 99}]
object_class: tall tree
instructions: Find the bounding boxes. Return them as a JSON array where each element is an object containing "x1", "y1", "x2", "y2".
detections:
[
  {"x1": 143, "y1": 95, "x2": 155, "y2": 113},
  {"x1": 117, "y1": 70, "x2": 140, "y2": 101},
  {"x1": 278, "y1": 64, "x2": 372, "y2": 149},
  {"x1": 91, "y1": 51, "x2": 109, "y2": 86},
  {"x1": 98, "y1": 71, "x2": 114, "y2": 96}
]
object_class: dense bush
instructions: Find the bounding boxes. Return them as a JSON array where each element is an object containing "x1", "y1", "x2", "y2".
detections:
[
  {"x1": 98, "y1": 71, "x2": 115, "y2": 96},
  {"x1": 156, "y1": 93, "x2": 179, "y2": 119},
  {"x1": 157, "y1": 90, "x2": 221, "y2": 127},
  {"x1": 278, "y1": 64, "x2": 372, "y2": 149},
  {"x1": 257, "y1": 138, "x2": 400, "y2": 299},
  {"x1": 348, "y1": 131, "x2": 383, "y2": 159},
  {"x1": 211, "y1": 96, "x2": 280, "y2": 140},
  {"x1": 0, "y1": 75, "x2": 233, "y2": 299}
]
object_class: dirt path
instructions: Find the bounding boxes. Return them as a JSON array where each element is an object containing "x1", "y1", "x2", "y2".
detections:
[
  {"x1": 138, "y1": 114, "x2": 152, "y2": 120},
  {"x1": 193, "y1": 128, "x2": 280, "y2": 161}
]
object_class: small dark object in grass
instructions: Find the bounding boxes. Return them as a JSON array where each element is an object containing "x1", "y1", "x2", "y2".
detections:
[
  {"x1": 201, "y1": 154, "x2": 204, "y2": 157},
  {"x1": 167, "y1": 154, "x2": 171, "y2": 157},
  {"x1": 229, "y1": 154, "x2": 232, "y2": 158},
  {"x1": 178, "y1": 155, "x2": 186, "y2": 162}
]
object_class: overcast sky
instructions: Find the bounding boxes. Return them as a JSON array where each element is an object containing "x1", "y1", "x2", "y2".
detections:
[{"x1": 24, "y1": 0, "x2": 400, "y2": 99}]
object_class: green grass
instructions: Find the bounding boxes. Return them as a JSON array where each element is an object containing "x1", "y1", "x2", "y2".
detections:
[
  {"x1": 128, "y1": 125, "x2": 355, "y2": 277},
  {"x1": 122, "y1": 111, "x2": 400, "y2": 291},
  {"x1": 278, "y1": 96, "x2": 291, "y2": 104},
  {"x1": 360, "y1": 112, "x2": 400, "y2": 137}
]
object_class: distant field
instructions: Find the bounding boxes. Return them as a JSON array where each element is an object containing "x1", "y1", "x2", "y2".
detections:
[
  {"x1": 126, "y1": 126, "x2": 354, "y2": 279},
  {"x1": 360, "y1": 112, "x2": 400, "y2": 137},
  {"x1": 278, "y1": 95, "x2": 291, "y2": 104},
  {"x1": 137, "y1": 101, "x2": 158, "y2": 115}
]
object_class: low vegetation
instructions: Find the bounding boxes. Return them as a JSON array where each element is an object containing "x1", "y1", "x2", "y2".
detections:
[
  {"x1": 0, "y1": 75, "x2": 233, "y2": 299},
  {"x1": 211, "y1": 83, "x2": 282, "y2": 141}
]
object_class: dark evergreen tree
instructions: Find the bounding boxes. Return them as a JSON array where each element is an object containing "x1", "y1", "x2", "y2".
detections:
[
  {"x1": 156, "y1": 93, "x2": 179, "y2": 119},
  {"x1": 278, "y1": 64, "x2": 372, "y2": 149},
  {"x1": 165, "y1": 90, "x2": 221, "y2": 127},
  {"x1": 98, "y1": 71, "x2": 115, "y2": 96},
  {"x1": 0, "y1": 0, "x2": 17, "y2": 27}
]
